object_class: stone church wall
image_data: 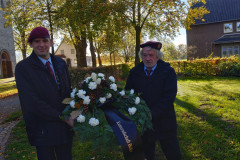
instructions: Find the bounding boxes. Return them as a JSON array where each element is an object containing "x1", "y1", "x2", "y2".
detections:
[{"x1": 0, "y1": 0, "x2": 16, "y2": 78}]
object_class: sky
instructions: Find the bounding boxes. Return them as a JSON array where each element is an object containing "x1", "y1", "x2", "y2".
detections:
[{"x1": 173, "y1": 28, "x2": 187, "y2": 46}]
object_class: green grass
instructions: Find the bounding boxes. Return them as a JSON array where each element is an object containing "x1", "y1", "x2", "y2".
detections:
[
  {"x1": 4, "y1": 77, "x2": 240, "y2": 159},
  {"x1": 4, "y1": 110, "x2": 22, "y2": 123},
  {"x1": 0, "y1": 81, "x2": 18, "y2": 99},
  {"x1": 176, "y1": 77, "x2": 240, "y2": 159}
]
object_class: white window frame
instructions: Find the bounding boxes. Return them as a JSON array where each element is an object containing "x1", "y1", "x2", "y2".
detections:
[
  {"x1": 222, "y1": 45, "x2": 239, "y2": 57},
  {"x1": 224, "y1": 23, "x2": 233, "y2": 33},
  {"x1": 237, "y1": 22, "x2": 240, "y2": 32}
]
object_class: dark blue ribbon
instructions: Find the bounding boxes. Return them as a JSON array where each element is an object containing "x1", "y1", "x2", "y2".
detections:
[{"x1": 101, "y1": 106, "x2": 145, "y2": 160}]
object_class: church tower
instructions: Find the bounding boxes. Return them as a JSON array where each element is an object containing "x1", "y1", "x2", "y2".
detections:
[{"x1": 0, "y1": 0, "x2": 16, "y2": 78}]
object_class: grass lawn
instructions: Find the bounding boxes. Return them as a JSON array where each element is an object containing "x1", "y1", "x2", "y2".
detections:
[
  {"x1": 0, "y1": 81, "x2": 18, "y2": 99},
  {"x1": 4, "y1": 77, "x2": 240, "y2": 160}
]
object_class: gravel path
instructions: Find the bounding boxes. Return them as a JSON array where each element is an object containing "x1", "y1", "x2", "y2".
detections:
[{"x1": 0, "y1": 95, "x2": 21, "y2": 160}]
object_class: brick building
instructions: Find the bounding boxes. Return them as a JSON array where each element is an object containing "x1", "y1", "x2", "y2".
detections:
[{"x1": 187, "y1": 0, "x2": 240, "y2": 59}]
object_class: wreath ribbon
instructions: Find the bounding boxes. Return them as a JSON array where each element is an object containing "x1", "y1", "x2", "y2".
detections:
[{"x1": 101, "y1": 106, "x2": 145, "y2": 160}]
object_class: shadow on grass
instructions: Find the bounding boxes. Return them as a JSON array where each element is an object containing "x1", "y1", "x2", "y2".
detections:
[
  {"x1": 175, "y1": 97, "x2": 240, "y2": 159},
  {"x1": 177, "y1": 76, "x2": 240, "y2": 82}
]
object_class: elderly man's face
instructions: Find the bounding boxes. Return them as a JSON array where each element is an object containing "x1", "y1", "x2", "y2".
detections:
[
  {"x1": 29, "y1": 38, "x2": 52, "y2": 60},
  {"x1": 142, "y1": 47, "x2": 158, "y2": 69}
]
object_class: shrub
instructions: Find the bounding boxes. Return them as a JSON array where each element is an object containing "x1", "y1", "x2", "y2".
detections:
[
  {"x1": 170, "y1": 56, "x2": 239, "y2": 77},
  {"x1": 69, "y1": 65, "x2": 122, "y2": 88}
]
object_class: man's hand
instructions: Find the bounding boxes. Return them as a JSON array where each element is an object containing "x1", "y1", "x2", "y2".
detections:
[{"x1": 63, "y1": 116, "x2": 74, "y2": 127}]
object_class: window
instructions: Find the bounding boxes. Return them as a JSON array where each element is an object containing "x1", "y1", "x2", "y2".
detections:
[
  {"x1": 60, "y1": 50, "x2": 64, "y2": 55},
  {"x1": 71, "y1": 49, "x2": 75, "y2": 54},
  {"x1": 224, "y1": 23, "x2": 233, "y2": 33},
  {"x1": 222, "y1": 45, "x2": 239, "y2": 57},
  {"x1": 234, "y1": 46, "x2": 239, "y2": 55},
  {"x1": 237, "y1": 22, "x2": 240, "y2": 32}
]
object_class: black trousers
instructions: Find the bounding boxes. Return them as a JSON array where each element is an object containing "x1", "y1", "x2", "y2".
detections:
[
  {"x1": 142, "y1": 130, "x2": 181, "y2": 160},
  {"x1": 36, "y1": 141, "x2": 72, "y2": 160}
]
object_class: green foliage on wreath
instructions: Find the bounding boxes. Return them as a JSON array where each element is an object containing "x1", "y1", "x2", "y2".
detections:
[{"x1": 61, "y1": 73, "x2": 152, "y2": 152}]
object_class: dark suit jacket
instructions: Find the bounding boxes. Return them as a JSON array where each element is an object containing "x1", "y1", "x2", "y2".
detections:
[
  {"x1": 125, "y1": 60, "x2": 178, "y2": 139},
  {"x1": 15, "y1": 51, "x2": 73, "y2": 146}
]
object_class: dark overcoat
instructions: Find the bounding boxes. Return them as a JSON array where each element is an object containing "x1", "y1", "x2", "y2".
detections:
[
  {"x1": 15, "y1": 51, "x2": 73, "y2": 146},
  {"x1": 125, "y1": 60, "x2": 178, "y2": 139}
]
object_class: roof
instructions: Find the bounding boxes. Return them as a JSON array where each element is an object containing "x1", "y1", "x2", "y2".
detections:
[
  {"x1": 194, "y1": 0, "x2": 240, "y2": 25},
  {"x1": 214, "y1": 33, "x2": 240, "y2": 44}
]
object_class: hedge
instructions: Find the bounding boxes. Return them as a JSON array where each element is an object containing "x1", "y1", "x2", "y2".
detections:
[
  {"x1": 69, "y1": 56, "x2": 240, "y2": 87},
  {"x1": 69, "y1": 65, "x2": 122, "y2": 88},
  {"x1": 169, "y1": 56, "x2": 240, "y2": 77}
]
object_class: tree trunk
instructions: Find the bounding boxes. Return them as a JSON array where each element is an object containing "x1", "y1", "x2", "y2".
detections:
[
  {"x1": 89, "y1": 34, "x2": 96, "y2": 67},
  {"x1": 79, "y1": 30, "x2": 87, "y2": 67},
  {"x1": 75, "y1": 44, "x2": 81, "y2": 68},
  {"x1": 46, "y1": 0, "x2": 55, "y2": 54},
  {"x1": 97, "y1": 51, "x2": 102, "y2": 66},
  {"x1": 110, "y1": 52, "x2": 112, "y2": 65},
  {"x1": 135, "y1": 26, "x2": 141, "y2": 66},
  {"x1": 21, "y1": 32, "x2": 27, "y2": 59}
]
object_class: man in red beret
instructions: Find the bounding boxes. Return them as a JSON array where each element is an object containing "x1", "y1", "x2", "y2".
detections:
[
  {"x1": 125, "y1": 41, "x2": 181, "y2": 160},
  {"x1": 15, "y1": 26, "x2": 74, "y2": 160}
]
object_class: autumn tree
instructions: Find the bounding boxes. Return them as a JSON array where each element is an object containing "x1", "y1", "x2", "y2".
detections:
[
  {"x1": 59, "y1": 0, "x2": 112, "y2": 68},
  {"x1": 113, "y1": 0, "x2": 209, "y2": 65},
  {"x1": 35, "y1": 0, "x2": 65, "y2": 54},
  {"x1": 2, "y1": 0, "x2": 40, "y2": 59}
]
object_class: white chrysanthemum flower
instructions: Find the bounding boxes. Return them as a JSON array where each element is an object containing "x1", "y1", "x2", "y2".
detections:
[
  {"x1": 106, "y1": 93, "x2": 112, "y2": 99},
  {"x1": 70, "y1": 88, "x2": 77, "y2": 98},
  {"x1": 135, "y1": 97, "x2": 140, "y2": 105},
  {"x1": 70, "y1": 100, "x2": 75, "y2": 108},
  {"x1": 72, "y1": 88, "x2": 77, "y2": 93},
  {"x1": 88, "y1": 82, "x2": 97, "y2": 90},
  {"x1": 119, "y1": 90, "x2": 125, "y2": 96},
  {"x1": 98, "y1": 73, "x2": 105, "y2": 78},
  {"x1": 77, "y1": 115, "x2": 85, "y2": 123},
  {"x1": 130, "y1": 89, "x2": 134, "y2": 95},
  {"x1": 109, "y1": 76, "x2": 115, "y2": 83},
  {"x1": 128, "y1": 107, "x2": 137, "y2": 115},
  {"x1": 85, "y1": 77, "x2": 91, "y2": 83},
  {"x1": 96, "y1": 78, "x2": 101, "y2": 85},
  {"x1": 110, "y1": 83, "x2": 117, "y2": 91},
  {"x1": 77, "y1": 89, "x2": 86, "y2": 98},
  {"x1": 91, "y1": 73, "x2": 97, "y2": 82},
  {"x1": 83, "y1": 96, "x2": 91, "y2": 105},
  {"x1": 89, "y1": 117, "x2": 99, "y2": 126},
  {"x1": 99, "y1": 97, "x2": 106, "y2": 104},
  {"x1": 70, "y1": 92, "x2": 75, "y2": 98}
]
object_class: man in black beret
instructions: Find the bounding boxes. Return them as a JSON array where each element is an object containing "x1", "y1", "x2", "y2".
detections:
[
  {"x1": 15, "y1": 26, "x2": 74, "y2": 160},
  {"x1": 125, "y1": 41, "x2": 181, "y2": 160}
]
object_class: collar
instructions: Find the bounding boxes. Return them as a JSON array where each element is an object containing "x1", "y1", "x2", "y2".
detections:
[
  {"x1": 144, "y1": 63, "x2": 157, "y2": 72},
  {"x1": 37, "y1": 56, "x2": 53, "y2": 66}
]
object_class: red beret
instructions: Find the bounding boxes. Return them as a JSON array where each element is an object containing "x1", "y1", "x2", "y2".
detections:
[
  {"x1": 140, "y1": 41, "x2": 162, "y2": 50},
  {"x1": 28, "y1": 27, "x2": 50, "y2": 42}
]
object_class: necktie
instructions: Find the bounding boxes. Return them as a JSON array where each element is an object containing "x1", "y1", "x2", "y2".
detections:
[
  {"x1": 46, "y1": 61, "x2": 56, "y2": 81},
  {"x1": 146, "y1": 69, "x2": 152, "y2": 78}
]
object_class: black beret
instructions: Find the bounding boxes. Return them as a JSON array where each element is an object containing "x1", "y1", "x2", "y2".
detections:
[
  {"x1": 140, "y1": 41, "x2": 162, "y2": 50},
  {"x1": 28, "y1": 26, "x2": 50, "y2": 42}
]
